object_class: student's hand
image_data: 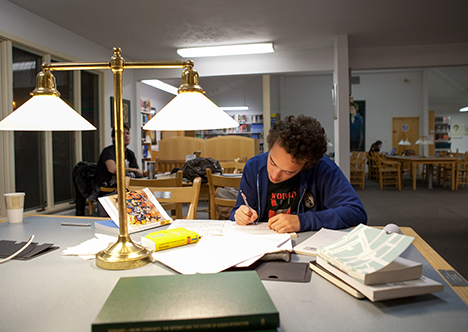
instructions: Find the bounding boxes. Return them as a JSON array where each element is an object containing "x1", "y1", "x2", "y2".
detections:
[
  {"x1": 234, "y1": 205, "x2": 258, "y2": 225},
  {"x1": 267, "y1": 214, "x2": 300, "y2": 233}
]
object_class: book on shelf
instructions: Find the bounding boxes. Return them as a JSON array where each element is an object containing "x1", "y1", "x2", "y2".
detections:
[
  {"x1": 96, "y1": 188, "x2": 172, "y2": 234},
  {"x1": 316, "y1": 224, "x2": 414, "y2": 283},
  {"x1": 141, "y1": 227, "x2": 199, "y2": 251},
  {"x1": 314, "y1": 257, "x2": 443, "y2": 302},
  {"x1": 92, "y1": 271, "x2": 279, "y2": 332}
]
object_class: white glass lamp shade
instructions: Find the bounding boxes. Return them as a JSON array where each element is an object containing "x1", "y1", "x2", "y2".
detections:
[
  {"x1": 0, "y1": 95, "x2": 96, "y2": 131},
  {"x1": 143, "y1": 91, "x2": 239, "y2": 131},
  {"x1": 415, "y1": 136, "x2": 434, "y2": 145},
  {"x1": 398, "y1": 138, "x2": 411, "y2": 146}
]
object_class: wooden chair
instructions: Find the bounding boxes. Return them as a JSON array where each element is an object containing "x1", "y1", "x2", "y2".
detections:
[
  {"x1": 206, "y1": 168, "x2": 241, "y2": 220},
  {"x1": 443, "y1": 158, "x2": 468, "y2": 190},
  {"x1": 87, "y1": 186, "x2": 115, "y2": 216},
  {"x1": 155, "y1": 158, "x2": 186, "y2": 174},
  {"x1": 127, "y1": 171, "x2": 183, "y2": 217},
  {"x1": 456, "y1": 159, "x2": 468, "y2": 188},
  {"x1": 219, "y1": 160, "x2": 237, "y2": 173},
  {"x1": 377, "y1": 154, "x2": 401, "y2": 190},
  {"x1": 128, "y1": 177, "x2": 202, "y2": 220},
  {"x1": 234, "y1": 157, "x2": 246, "y2": 174},
  {"x1": 350, "y1": 152, "x2": 366, "y2": 189},
  {"x1": 127, "y1": 170, "x2": 183, "y2": 188},
  {"x1": 367, "y1": 151, "x2": 379, "y2": 181},
  {"x1": 219, "y1": 157, "x2": 246, "y2": 174}
]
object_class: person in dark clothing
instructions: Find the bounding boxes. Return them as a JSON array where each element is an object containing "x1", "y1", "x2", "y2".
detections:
[
  {"x1": 95, "y1": 124, "x2": 142, "y2": 188},
  {"x1": 369, "y1": 140, "x2": 382, "y2": 153},
  {"x1": 230, "y1": 115, "x2": 367, "y2": 233},
  {"x1": 350, "y1": 102, "x2": 364, "y2": 151}
]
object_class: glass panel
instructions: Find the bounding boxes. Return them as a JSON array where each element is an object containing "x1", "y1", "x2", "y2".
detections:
[
  {"x1": 81, "y1": 71, "x2": 100, "y2": 162},
  {"x1": 12, "y1": 47, "x2": 45, "y2": 211},
  {"x1": 52, "y1": 65, "x2": 75, "y2": 205}
]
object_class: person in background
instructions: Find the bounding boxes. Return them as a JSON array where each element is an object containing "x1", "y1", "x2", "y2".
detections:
[
  {"x1": 230, "y1": 115, "x2": 367, "y2": 233},
  {"x1": 96, "y1": 123, "x2": 142, "y2": 189},
  {"x1": 350, "y1": 102, "x2": 364, "y2": 151},
  {"x1": 369, "y1": 140, "x2": 382, "y2": 153}
]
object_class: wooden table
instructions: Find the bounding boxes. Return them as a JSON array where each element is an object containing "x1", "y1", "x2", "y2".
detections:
[{"x1": 386, "y1": 155, "x2": 458, "y2": 190}]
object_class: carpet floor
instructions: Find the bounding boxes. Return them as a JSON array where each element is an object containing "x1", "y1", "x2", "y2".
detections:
[{"x1": 355, "y1": 175, "x2": 468, "y2": 281}]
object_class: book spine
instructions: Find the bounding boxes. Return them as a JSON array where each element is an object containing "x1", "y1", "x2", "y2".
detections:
[{"x1": 92, "y1": 312, "x2": 279, "y2": 332}]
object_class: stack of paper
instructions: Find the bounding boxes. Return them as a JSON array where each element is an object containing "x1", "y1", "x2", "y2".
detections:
[
  {"x1": 154, "y1": 233, "x2": 291, "y2": 274},
  {"x1": 312, "y1": 224, "x2": 444, "y2": 301}
]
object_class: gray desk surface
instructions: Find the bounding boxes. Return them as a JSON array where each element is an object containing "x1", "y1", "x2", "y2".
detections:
[{"x1": 0, "y1": 215, "x2": 467, "y2": 332}]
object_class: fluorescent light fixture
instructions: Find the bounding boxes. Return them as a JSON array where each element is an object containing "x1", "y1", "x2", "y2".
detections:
[
  {"x1": 142, "y1": 79, "x2": 178, "y2": 95},
  {"x1": 219, "y1": 106, "x2": 250, "y2": 111},
  {"x1": 177, "y1": 43, "x2": 274, "y2": 58},
  {"x1": 459, "y1": 106, "x2": 468, "y2": 112}
]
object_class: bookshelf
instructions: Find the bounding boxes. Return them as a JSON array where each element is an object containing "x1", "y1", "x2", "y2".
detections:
[
  {"x1": 141, "y1": 100, "x2": 154, "y2": 168},
  {"x1": 434, "y1": 116, "x2": 451, "y2": 153},
  {"x1": 195, "y1": 113, "x2": 279, "y2": 154}
]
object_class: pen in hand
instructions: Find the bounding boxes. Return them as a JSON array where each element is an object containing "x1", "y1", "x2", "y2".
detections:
[{"x1": 240, "y1": 190, "x2": 257, "y2": 225}]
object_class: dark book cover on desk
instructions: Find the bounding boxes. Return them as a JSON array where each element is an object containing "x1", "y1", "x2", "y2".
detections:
[{"x1": 92, "y1": 271, "x2": 279, "y2": 332}]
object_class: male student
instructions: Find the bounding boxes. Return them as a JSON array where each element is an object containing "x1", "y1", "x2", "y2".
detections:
[
  {"x1": 96, "y1": 123, "x2": 142, "y2": 189},
  {"x1": 230, "y1": 115, "x2": 367, "y2": 233}
]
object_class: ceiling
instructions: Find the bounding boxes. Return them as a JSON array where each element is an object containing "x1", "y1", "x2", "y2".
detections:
[
  {"x1": 7, "y1": 0, "x2": 468, "y2": 109},
  {"x1": 7, "y1": 0, "x2": 468, "y2": 61}
]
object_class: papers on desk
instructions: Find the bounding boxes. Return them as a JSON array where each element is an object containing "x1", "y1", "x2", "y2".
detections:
[
  {"x1": 61, "y1": 234, "x2": 117, "y2": 260},
  {"x1": 293, "y1": 228, "x2": 348, "y2": 256},
  {"x1": 167, "y1": 219, "x2": 297, "y2": 237},
  {"x1": 154, "y1": 233, "x2": 291, "y2": 274}
]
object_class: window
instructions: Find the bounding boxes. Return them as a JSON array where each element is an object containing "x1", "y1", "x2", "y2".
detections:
[
  {"x1": 10, "y1": 45, "x2": 101, "y2": 212},
  {"x1": 81, "y1": 71, "x2": 100, "y2": 162},
  {"x1": 51, "y1": 63, "x2": 75, "y2": 205},
  {"x1": 12, "y1": 47, "x2": 45, "y2": 210}
]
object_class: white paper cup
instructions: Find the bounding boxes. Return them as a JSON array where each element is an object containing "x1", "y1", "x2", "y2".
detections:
[{"x1": 4, "y1": 192, "x2": 26, "y2": 223}]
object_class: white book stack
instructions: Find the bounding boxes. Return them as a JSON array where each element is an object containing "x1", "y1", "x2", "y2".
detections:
[{"x1": 311, "y1": 224, "x2": 444, "y2": 302}]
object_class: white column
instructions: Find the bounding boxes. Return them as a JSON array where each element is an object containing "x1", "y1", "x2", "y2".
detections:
[
  {"x1": 333, "y1": 35, "x2": 350, "y2": 179},
  {"x1": 263, "y1": 75, "x2": 271, "y2": 152},
  {"x1": 0, "y1": 40, "x2": 14, "y2": 217}
]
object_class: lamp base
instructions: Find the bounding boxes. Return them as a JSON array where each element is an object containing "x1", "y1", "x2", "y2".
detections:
[{"x1": 95, "y1": 236, "x2": 153, "y2": 270}]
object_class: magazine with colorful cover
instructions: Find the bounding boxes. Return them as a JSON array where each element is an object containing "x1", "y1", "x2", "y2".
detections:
[{"x1": 97, "y1": 188, "x2": 172, "y2": 234}]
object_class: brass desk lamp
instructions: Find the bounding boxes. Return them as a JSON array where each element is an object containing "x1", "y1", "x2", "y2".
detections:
[{"x1": 0, "y1": 47, "x2": 239, "y2": 270}]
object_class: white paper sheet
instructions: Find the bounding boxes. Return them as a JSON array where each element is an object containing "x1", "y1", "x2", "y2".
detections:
[
  {"x1": 168, "y1": 219, "x2": 296, "y2": 237},
  {"x1": 293, "y1": 228, "x2": 348, "y2": 256},
  {"x1": 61, "y1": 233, "x2": 117, "y2": 260},
  {"x1": 153, "y1": 233, "x2": 291, "y2": 274}
]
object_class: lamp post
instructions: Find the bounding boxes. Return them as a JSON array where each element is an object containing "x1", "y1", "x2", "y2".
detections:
[{"x1": 0, "y1": 47, "x2": 238, "y2": 270}]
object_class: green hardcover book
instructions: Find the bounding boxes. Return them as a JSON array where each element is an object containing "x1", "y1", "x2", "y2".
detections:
[{"x1": 92, "y1": 271, "x2": 279, "y2": 332}]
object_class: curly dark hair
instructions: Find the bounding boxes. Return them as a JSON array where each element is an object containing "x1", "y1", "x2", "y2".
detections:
[{"x1": 267, "y1": 115, "x2": 327, "y2": 170}]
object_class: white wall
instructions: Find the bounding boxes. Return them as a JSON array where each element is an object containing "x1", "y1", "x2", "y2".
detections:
[
  {"x1": 170, "y1": 70, "x2": 427, "y2": 156},
  {"x1": 351, "y1": 70, "x2": 424, "y2": 153}
]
